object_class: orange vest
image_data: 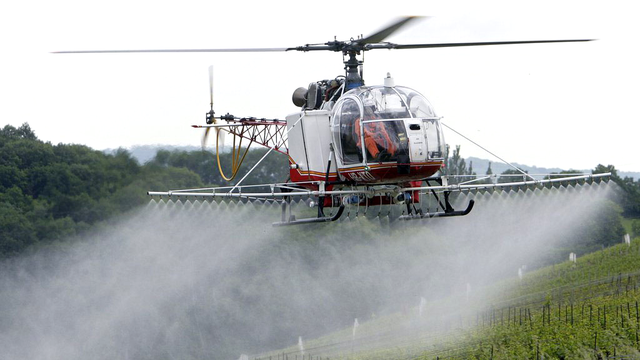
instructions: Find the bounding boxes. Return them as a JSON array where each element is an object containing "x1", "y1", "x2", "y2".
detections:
[{"x1": 354, "y1": 119, "x2": 397, "y2": 160}]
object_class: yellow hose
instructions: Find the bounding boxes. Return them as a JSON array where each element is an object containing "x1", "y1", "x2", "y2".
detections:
[{"x1": 215, "y1": 128, "x2": 252, "y2": 181}]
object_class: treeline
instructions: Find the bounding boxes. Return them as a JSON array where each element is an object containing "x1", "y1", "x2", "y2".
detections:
[
  {"x1": 0, "y1": 123, "x2": 290, "y2": 258},
  {"x1": 0, "y1": 124, "x2": 203, "y2": 257},
  {"x1": 442, "y1": 146, "x2": 640, "y2": 256}
]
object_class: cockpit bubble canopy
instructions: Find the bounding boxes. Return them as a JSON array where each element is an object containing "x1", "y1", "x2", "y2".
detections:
[{"x1": 331, "y1": 85, "x2": 443, "y2": 166}]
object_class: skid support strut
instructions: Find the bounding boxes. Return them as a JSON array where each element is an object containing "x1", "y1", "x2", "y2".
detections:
[
  {"x1": 272, "y1": 195, "x2": 345, "y2": 227},
  {"x1": 272, "y1": 149, "x2": 346, "y2": 226},
  {"x1": 399, "y1": 177, "x2": 475, "y2": 220}
]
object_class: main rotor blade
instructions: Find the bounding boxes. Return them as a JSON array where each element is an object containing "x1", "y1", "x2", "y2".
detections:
[
  {"x1": 387, "y1": 39, "x2": 594, "y2": 50},
  {"x1": 359, "y1": 16, "x2": 423, "y2": 44},
  {"x1": 52, "y1": 47, "x2": 292, "y2": 54}
]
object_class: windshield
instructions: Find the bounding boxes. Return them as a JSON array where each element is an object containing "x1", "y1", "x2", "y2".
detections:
[
  {"x1": 332, "y1": 98, "x2": 362, "y2": 165},
  {"x1": 345, "y1": 86, "x2": 436, "y2": 119}
]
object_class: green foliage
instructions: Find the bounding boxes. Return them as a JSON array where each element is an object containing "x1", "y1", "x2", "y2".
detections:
[
  {"x1": 147, "y1": 146, "x2": 289, "y2": 186},
  {"x1": 0, "y1": 123, "x2": 293, "y2": 258},
  {"x1": 544, "y1": 200, "x2": 626, "y2": 264},
  {"x1": 594, "y1": 164, "x2": 640, "y2": 217},
  {"x1": 443, "y1": 145, "x2": 475, "y2": 176},
  {"x1": 0, "y1": 123, "x2": 202, "y2": 257},
  {"x1": 445, "y1": 240, "x2": 640, "y2": 359},
  {"x1": 498, "y1": 168, "x2": 528, "y2": 183},
  {"x1": 632, "y1": 219, "x2": 640, "y2": 239},
  {"x1": 442, "y1": 145, "x2": 476, "y2": 186}
]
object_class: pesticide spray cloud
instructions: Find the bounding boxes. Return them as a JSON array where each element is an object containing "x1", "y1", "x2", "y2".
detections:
[{"x1": 0, "y1": 181, "x2": 618, "y2": 359}]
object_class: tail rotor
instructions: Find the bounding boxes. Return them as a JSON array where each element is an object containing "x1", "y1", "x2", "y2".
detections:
[{"x1": 202, "y1": 65, "x2": 225, "y2": 150}]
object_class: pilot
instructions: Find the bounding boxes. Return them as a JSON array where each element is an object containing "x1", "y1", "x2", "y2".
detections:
[{"x1": 354, "y1": 106, "x2": 397, "y2": 161}]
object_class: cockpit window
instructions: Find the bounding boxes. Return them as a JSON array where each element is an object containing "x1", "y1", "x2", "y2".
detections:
[
  {"x1": 407, "y1": 93, "x2": 435, "y2": 118},
  {"x1": 360, "y1": 87, "x2": 411, "y2": 119},
  {"x1": 337, "y1": 99, "x2": 362, "y2": 165},
  {"x1": 359, "y1": 119, "x2": 409, "y2": 163},
  {"x1": 394, "y1": 87, "x2": 436, "y2": 118}
]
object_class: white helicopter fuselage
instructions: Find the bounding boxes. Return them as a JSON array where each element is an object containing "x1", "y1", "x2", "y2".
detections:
[{"x1": 287, "y1": 81, "x2": 446, "y2": 187}]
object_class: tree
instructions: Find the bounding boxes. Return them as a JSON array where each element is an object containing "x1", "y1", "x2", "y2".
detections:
[
  {"x1": 594, "y1": 164, "x2": 640, "y2": 217},
  {"x1": 632, "y1": 219, "x2": 640, "y2": 238},
  {"x1": 0, "y1": 123, "x2": 204, "y2": 258},
  {"x1": 498, "y1": 168, "x2": 528, "y2": 184},
  {"x1": 148, "y1": 147, "x2": 289, "y2": 187},
  {"x1": 0, "y1": 123, "x2": 37, "y2": 141}
]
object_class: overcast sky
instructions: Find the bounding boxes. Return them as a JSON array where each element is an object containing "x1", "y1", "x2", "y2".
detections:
[{"x1": 2, "y1": 0, "x2": 638, "y2": 172}]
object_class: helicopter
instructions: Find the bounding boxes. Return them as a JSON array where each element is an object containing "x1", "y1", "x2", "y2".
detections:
[{"x1": 55, "y1": 16, "x2": 610, "y2": 226}]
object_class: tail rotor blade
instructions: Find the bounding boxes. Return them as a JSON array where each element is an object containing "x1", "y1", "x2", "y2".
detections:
[{"x1": 202, "y1": 128, "x2": 210, "y2": 149}]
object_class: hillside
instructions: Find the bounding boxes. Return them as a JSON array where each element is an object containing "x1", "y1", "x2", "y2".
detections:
[
  {"x1": 468, "y1": 156, "x2": 640, "y2": 181},
  {"x1": 253, "y1": 237, "x2": 640, "y2": 359}
]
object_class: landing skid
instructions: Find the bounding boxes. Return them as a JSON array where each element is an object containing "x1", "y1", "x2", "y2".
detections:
[
  {"x1": 272, "y1": 196, "x2": 345, "y2": 227},
  {"x1": 272, "y1": 177, "x2": 476, "y2": 226},
  {"x1": 397, "y1": 176, "x2": 475, "y2": 221},
  {"x1": 398, "y1": 199, "x2": 474, "y2": 220}
]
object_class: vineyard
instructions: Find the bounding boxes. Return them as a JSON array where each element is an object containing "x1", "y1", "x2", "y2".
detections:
[{"x1": 251, "y1": 236, "x2": 640, "y2": 360}]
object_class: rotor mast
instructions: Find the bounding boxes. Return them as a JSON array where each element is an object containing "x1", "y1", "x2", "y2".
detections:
[{"x1": 344, "y1": 49, "x2": 364, "y2": 90}]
